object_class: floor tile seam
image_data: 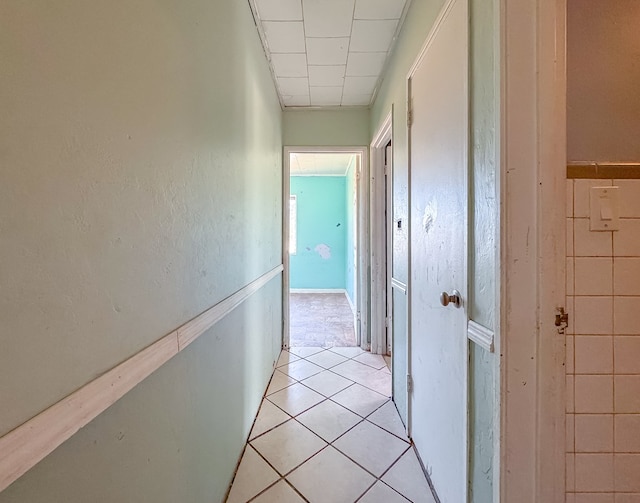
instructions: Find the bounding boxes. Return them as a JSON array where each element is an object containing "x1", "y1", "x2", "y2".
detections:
[
  {"x1": 300, "y1": 378, "x2": 358, "y2": 399},
  {"x1": 224, "y1": 441, "x2": 255, "y2": 503},
  {"x1": 349, "y1": 377, "x2": 392, "y2": 398},
  {"x1": 248, "y1": 410, "x2": 293, "y2": 442},
  {"x1": 331, "y1": 432, "x2": 413, "y2": 481},
  {"x1": 364, "y1": 416, "x2": 411, "y2": 444},
  {"x1": 264, "y1": 378, "x2": 299, "y2": 398},
  {"x1": 247, "y1": 478, "x2": 310, "y2": 503}
]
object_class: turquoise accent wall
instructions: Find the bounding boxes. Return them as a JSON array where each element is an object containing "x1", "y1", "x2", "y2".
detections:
[{"x1": 290, "y1": 176, "x2": 347, "y2": 290}]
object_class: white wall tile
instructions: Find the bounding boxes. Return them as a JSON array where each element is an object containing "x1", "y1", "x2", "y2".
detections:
[
  {"x1": 263, "y1": 21, "x2": 306, "y2": 53},
  {"x1": 567, "y1": 453, "x2": 576, "y2": 492},
  {"x1": 350, "y1": 20, "x2": 397, "y2": 52},
  {"x1": 575, "y1": 375, "x2": 613, "y2": 413},
  {"x1": 614, "y1": 259, "x2": 640, "y2": 295},
  {"x1": 575, "y1": 296, "x2": 613, "y2": 335},
  {"x1": 575, "y1": 414, "x2": 614, "y2": 453},
  {"x1": 575, "y1": 453, "x2": 614, "y2": 492},
  {"x1": 255, "y1": 0, "x2": 303, "y2": 21},
  {"x1": 575, "y1": 494, "x2": 614, "y2": 503},
  {"x1": 575, "y1": 336, "x2": 613, "y2": 374},
  {"x1": 575, "y1": 258, "x2": 613, "y2": 296},
  {"x1": 614, "y1": 454, "x2": 640, "y2": 492},
  {"x1": 567, "y1": 375, "x2": 575, "y2": 413},
  {"x1": 615, "y1": 375, "x2": 640, "y2": 413},
  {"x1": 568, "y1": 412, "x2": 576, "y2": 452},
  {"x1": 614, "y1": 180, "x2": 640, "y2": 218},
  {"x1": 568, "y1": 218, "x2": 575, "y2": 257},
  {"x1": 568, "y1": 179, "x2": 575, "y2": 218},
  {"x1": 575, "y1": 218, "x2": 613, "y2": 257},
  {"x1": 614, "y1": 219, "x2": 640, "y2": 257},
  {"x1": 615, "y1": 415, "x2": 640, "y2": 453},
  {"x1": 567, "y1": 335, "x2": 575, "y2": 374},
  {"x1": 567, "y1": 258, "x2": 575, "y2": 296},
  {"x1": 614, "y1": 297, "x2": 640, "y2": 335},
  {"x1": 614, "y1": 337, "x2": 640, "y2": 374}
]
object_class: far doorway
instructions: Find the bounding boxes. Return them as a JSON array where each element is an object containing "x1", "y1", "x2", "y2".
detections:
[{"x1": 284, "y1": 148, "x2": 365, "y2": 351}]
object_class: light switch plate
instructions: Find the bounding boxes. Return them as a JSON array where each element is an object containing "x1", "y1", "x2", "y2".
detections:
[{"x1": 590, "y1": 186, "x2": 619, "y2": 231}]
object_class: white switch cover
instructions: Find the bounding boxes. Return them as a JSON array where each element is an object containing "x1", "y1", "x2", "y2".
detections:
[{"x1": 590, "y1": 186, "x2": 619, "y2": 231}]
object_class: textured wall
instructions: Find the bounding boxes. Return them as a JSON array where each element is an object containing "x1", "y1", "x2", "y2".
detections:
[
  {"x1": 0, "y1": 0, "x2": 282, "y2": 500},
  {"x1": 567, "y1": 0, "x2": 640, "y2": 161},
  {"x1": 290, "y1": 176, "x2": 347, "y2": 290},
  {"x1": 345, "y1": 159, "x2": 357, "y2": 305}
]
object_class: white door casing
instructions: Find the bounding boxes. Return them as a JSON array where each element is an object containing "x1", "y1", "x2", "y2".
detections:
[{"x1": 407, "y1": 0, "x2": 469, "y2": 501}]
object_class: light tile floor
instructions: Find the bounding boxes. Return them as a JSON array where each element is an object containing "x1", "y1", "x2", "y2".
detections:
[
  {"x1": 290, "y1": 293, "x2": 356, "y2": 347},
  {"x1": 226, "y1": 347, "x2": 436, "y2": 503}
]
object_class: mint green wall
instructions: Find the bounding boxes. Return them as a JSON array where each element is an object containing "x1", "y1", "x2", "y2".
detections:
[
  {"x1": 283, "y1": 109, "x2": 370, "y2": 146},
  {"x1": 370, "y1": 0, "x2": 499, "y2": 500},
  {"x1": 290, "y1": 176, "x2": 347, "y2": 290},
  {"x1": 0, "y1": 0, "x2": 282, "y2": 501},
  {"x1": 345, "y1": 160, "x2": 357, "y2": 304}
]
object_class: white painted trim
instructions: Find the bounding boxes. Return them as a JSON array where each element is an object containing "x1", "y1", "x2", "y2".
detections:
[
  {"x1": 289, "y1": 288, "x2": 346, "y2": 294},
  {"x1": 467, "y1": 320, "x2": 495, "y2": 353},
  {"x1": 283, "y1": 146, "x2": 370, "y2": 351},
  {"x1": 0, "y1": 265, "x2": 283, "y2": 493},
  {"x1": 391, "y1": 278, "x2": 407, "y2": 295},
  {"x1": 370, "y1": 111, "x2": 393, "y2": 355},
  {"x1": 500, "y1": 0, "x2": 566, "y2": 501}
]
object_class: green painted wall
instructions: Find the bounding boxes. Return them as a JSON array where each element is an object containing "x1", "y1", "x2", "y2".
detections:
[
  {"x1": 0, "y1": 0, "x2": 282, "y2": 501},
  {"x1": 370, "y1": 0, "x2": 498, "y2": 500},
  {"x1": 283, "y1": 109, "x2": 370, "y2": 146},
  {"x1": 290, "y1": 176, "x2": 347, "y2": 290}
]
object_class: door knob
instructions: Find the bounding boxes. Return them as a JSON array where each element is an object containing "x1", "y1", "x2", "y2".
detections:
[{"x1": 440, "y1": 290, "x2": 462, "y2": 308}]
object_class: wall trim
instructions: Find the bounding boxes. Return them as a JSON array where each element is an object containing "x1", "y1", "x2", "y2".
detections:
[
  {"x1": 467, "y1": 320, "x2": 495, "y2": 353},
  {"x1": 0, "y1": 264, "x2": 283, "y2": 494}
]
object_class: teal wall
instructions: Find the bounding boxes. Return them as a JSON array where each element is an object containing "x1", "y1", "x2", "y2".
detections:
[
  {"x1": 290, "y1": 176, "x2": 347, "y2": 290},
  {"x1": 0, "y1": 0, "x2": 282, "y2": 501},
  {"x1": 345, "y1": 159, "x2": 357, "y2": 305}
]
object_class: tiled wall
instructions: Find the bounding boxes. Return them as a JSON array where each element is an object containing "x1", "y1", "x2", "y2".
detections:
[{"x1": 566, "y1": 178, "x2": 640, "y2": 502}]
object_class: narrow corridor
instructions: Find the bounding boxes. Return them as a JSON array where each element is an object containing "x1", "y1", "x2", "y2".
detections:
[{"x1": 225, "y1": 347, "x2": 434, "y2": 502}]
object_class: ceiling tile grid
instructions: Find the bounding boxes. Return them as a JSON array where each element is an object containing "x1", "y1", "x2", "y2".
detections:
[{"x1": 252, "y1": 0, "x2": 409, "y2": 108}]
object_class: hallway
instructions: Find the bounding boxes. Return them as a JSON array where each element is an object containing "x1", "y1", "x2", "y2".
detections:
[{"x1": 225, "y1": 347, "x2": 434, "y2": 502}]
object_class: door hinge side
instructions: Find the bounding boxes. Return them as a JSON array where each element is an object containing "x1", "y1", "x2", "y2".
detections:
[
  {"x1": 555, "y1": 307, "x2": 569, "y2": 334},
  {"x1": 407, "y1": 374, "x2": 413, "y2": 393}
]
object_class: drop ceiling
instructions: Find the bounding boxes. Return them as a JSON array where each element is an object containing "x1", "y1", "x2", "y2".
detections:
[
  {"x1": 290, "y1": 153, "x2": 356, "y2": 175},
  {"x1": 250, "y1": 0, "x2": 410, "y2": 108}
]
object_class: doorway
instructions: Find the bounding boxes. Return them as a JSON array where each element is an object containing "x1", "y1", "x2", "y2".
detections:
[{"x1": 283, "y1": 147, "x2": 370, "y2": 352}]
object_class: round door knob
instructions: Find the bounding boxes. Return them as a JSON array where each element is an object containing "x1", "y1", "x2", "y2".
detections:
[{"x1": 440, "y1": 290, "x2": 462, "y2": 308}]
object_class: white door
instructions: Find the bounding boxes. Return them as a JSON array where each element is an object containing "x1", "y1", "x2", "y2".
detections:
[{"x1": 408, "y1": 0, "x2": 468, "y2": 501}]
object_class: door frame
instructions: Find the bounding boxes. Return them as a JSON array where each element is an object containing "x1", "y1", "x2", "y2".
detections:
[
  {"x1": 282, "y1": 146, "x2": 370, "y2": 350},
  {"x1": 499, "y1": 0, "x2": 566, "y2": 501},
  {"x1": 370, "y1": 111, "x2": 393, "y2": 356}
]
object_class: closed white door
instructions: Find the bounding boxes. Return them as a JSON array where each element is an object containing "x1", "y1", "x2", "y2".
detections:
[{"x1": 408, "y1": 0, "x2": 469, "y2": 501}]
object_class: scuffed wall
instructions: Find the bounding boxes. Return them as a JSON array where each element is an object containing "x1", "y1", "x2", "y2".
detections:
[{"x1": 0, "y1": 0, "x2": 282, "y2": 500}]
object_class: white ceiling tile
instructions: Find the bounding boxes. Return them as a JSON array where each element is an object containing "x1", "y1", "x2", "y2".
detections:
[
  {"x1": 283, "y1": 95, "x2": 311, "y2": 106},
  {"x1": 341, "y1": 94, "x2": 372, "y2": 106},
  {"x1": 263, "y1": 21, "x2": 306, "y2": 53},
  {"x1": 350, "y1": 20, "x2": 397, "y2": 52},
  {"x1": 354, "y1": 0, "x2": 406, "y2": 20},
  {"x1": 278, "y1": 77, "x2": 309, "y2": 95},
  {"x1": 306, "y1": 38, "x2": 349, "y2": 65},
  {"x1": 308, "y1": 65, "x2": 345, "y2": 87},
  {"x1": 271, "y1": 53, "x2": 308, "y2": 77},
  {"x1": 255, "y1": 0, "x2": 303, "y2": 21},
  {"x1": 343, "y1": 76, "x2": 377, "y2": 95},
  {"x1": 346, "y1": 52, "x2": 387, "y2": 76},
  {"x1": 310, "y1": 86, "x2": 343, "y2": 106},
  {"x1": 302, "y1": 0, "x2": 356, "y2": 37}
]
